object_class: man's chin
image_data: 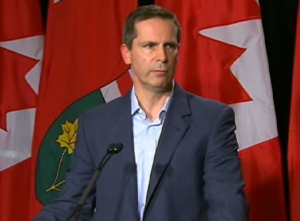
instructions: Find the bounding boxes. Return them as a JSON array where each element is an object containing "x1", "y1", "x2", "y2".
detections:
[{"x1": 150, "y1": 82, "x2": 173, "y2": 91}]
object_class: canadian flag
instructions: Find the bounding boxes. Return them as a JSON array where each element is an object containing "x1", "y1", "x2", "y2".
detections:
[
  {"x1": 288, "y1": 1, "x2": 300, "y2": 220},
  {"x1": 0, "y1": 0, "x2": 44, "y2": 220},
  {"x1": 156, "y1": 0, "x2": 286, "y2": 220}
]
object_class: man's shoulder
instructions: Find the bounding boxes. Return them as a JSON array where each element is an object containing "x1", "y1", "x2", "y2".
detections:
[
  {"x1": 177, "y1": 85, "x2": 232, "y2": 113},
  {"x1": 190, "y1": 92, "x2": 230, "y2": 109}
]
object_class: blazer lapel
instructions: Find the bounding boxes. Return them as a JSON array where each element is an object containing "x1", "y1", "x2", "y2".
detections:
[
  {"x1": 145, "y1": 85, "x2": 191, "y2": 210},
  {"x1": 109, "y1": 92, "x2": 139, "y2": 218}
]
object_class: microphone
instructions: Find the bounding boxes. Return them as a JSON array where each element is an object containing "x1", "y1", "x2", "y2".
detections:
[
  {"x1": 107, "y1": 143, "x2": 123, "y2": 155},
  {"x1": 66, "y1": 143, "x2": 123, "y2": 221}
]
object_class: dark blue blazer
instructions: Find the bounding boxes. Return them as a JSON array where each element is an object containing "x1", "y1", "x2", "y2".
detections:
[{"x1": 34, "y1": 84, "x2": 248, "y2": 221}]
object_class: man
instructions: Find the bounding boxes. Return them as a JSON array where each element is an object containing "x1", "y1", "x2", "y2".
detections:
[{"x1": 35, "y1": 5, "x2": 248, "y2": 221}]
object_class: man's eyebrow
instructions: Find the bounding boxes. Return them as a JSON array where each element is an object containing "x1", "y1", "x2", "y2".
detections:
[
  {"x1": 164, "y1": 41, "x2": 178, "y2": 45},
  {"x1": 139, "y1": 41, "x2": 177, "y2": 45},
  {"x1": 140, "y1": 41, "x2": 158, "y2": 45}
]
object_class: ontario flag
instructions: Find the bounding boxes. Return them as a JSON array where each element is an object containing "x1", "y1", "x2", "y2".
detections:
[
  {"x1": 156, "y1": 0, "x2": 286, "y2": 220},
  {"x1": 288, "y1": 1, "x2": 300, "y2": 220},
  {"x1": 28, "y1": 0, "x2": 136, "y2": 219},
  {"x1": 0, "y1": 0, "x2": 44, "y2": 220}
]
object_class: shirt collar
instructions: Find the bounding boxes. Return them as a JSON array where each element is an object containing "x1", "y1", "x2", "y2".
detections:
[{"x1": 131, "y1": 83, "x2": 174, "y2": 117}]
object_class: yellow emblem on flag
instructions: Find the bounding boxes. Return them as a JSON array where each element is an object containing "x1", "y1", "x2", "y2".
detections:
[{"x1": 56, "y1": 119, "x2": 78, "y2": 155}]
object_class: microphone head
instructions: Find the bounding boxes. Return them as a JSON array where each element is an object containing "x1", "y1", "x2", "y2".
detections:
[{"x1": 107, "y1": 143, "x2": 123, "y2": 154}]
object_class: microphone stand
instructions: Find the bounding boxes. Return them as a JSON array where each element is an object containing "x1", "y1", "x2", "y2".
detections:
[{"x1": 66, "y1": 143, "x2": 123, "y2": 221}]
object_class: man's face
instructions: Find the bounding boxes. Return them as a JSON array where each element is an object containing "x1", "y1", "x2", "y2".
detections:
[{"x1": 121, "y1": 18, "x2": 179, "y2": 92}]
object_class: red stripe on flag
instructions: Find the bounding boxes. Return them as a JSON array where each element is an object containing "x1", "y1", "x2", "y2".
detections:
[
  {"x1": 0, "y1": 0, "x2": 44, "y2": 220},
  {"x1": 239, "y1": 138, "x2": 286, "y2": 221},
  {"x1": 288, "y1": 2, "x2": 300, "y2": 220},
  {"x1": 0, "y1": 159, "x2": 31, "y2": 221}
]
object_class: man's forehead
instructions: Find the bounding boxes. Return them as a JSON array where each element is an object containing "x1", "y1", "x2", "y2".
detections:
[
  {"x1": 134, "y1": 17, "x2": 175, "y2": 28},
  {"x1": 134, "y1": 19, "x2": 177, "y2": 39}
]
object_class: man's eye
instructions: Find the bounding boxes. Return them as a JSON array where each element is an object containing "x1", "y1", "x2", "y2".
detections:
[
  {"x1": 144, "y1": 44, "x2": 154, "y2": 48},
  {"x1": 165, "y1": 44, "x2": 177, "y2": 50}
]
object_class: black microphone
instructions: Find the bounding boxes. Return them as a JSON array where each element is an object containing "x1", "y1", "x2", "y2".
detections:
[
  {"x1": 66, "y1": 143, "x2": 123, "y2": 221},
  {"x1": 107, "y1": 143, "x2": 123, "y2": 155}
]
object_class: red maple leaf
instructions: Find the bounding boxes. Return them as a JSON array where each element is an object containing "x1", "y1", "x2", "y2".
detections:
[
  {"x1": 157, "y1": 0, "x2": 261, "y2": 104},
  {"x1": 0, "y1": 46, "x2": 38, "y2": 131}
]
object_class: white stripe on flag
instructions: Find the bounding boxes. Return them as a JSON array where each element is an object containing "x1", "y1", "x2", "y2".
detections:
[{"x1": 101, "y1": 81, "x2": 122, "y2": 103}]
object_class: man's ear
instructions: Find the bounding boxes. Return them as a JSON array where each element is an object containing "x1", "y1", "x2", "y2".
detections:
[{"x1": 120, "y1": 44, "x2": 131, "y2": 65}]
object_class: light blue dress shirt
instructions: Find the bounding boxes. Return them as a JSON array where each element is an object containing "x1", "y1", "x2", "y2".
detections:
[{"x1": 131, "y1": 88, "x2": 172, "y2": 220}]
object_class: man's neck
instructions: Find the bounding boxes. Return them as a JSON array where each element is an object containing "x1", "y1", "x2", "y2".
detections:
[{"x1": 134, "y1": 86, "x2": 172, "y2": 121}]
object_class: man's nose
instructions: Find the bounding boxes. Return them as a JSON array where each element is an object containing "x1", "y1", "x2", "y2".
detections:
[{"x1": 156, "y1": 46, "x2": 168, "y2": 63}]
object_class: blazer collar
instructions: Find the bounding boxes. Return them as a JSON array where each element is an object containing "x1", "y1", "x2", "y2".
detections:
[{"x1": 145, "y1": 84, "x2": 192, "y2": 212}]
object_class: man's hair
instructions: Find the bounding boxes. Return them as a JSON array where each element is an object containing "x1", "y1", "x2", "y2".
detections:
[{"x1": 122, "y1": 5, "x2": 181, "y2": 49}]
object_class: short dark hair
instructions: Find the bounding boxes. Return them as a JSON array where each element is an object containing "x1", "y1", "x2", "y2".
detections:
[{"x1": 122, "y1": 5, "x2": 181, "y2": 49}]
